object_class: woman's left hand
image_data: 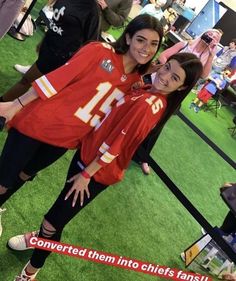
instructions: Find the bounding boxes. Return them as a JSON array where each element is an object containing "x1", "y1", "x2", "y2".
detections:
[{"x1": 65, "y1": 173, "x2": 91, "y2": 207}]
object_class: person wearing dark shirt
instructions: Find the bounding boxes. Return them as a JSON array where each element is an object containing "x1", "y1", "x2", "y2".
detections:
[
  {"x1": 1, "y1": 0, "x2": 100, "y2": 102},
  {"x1": 0, "y1": 0, "x2": 25, "y2": 39}
]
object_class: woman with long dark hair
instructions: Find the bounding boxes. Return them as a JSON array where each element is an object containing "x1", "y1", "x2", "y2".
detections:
[
  {"x1": 134, "y1": 29, "x2": 222, "y2": 175},
  {"x1": 0, "y1": 14, "x2": 163, "y2": 231},
  {"x1": 10, "y1": 52, "x2": 203, "y2": 280}
]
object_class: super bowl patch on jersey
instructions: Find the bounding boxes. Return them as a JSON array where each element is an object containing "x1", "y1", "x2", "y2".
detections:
[{"x1": 101, "y1": 59, "x2": 114, "y2": 73}]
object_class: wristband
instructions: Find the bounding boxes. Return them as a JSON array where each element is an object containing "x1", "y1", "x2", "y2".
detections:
[
  {"x1": 81, "y1": 170, "x2": 91, "y2": 179},
  {"x1": 17, "y1": 97, "x2": 24, "y2": 107}
]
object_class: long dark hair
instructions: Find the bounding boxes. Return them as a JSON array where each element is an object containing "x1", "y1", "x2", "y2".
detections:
[
  {"x1": 134, "y1": 52, "x2": 203, "y2": 163},
  {"x1": 111, "y1": 14, "x2": 164, "y2": 75},
  {"x1": 154, "y1": 53, "x2": 203, "y2": 134}
]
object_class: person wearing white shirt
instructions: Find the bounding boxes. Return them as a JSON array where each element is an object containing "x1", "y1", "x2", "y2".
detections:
[{"x1": 140, "y1": 0, "x2": 167, "y2": 21}]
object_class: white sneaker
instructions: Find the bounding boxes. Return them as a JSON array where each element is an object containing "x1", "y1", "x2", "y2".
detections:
[
  {"x1": 0, "y1": 208, "x2": 6, "y2": 237},
  {"x1": 14, "y1": 261, "x2": 39, "y2": 281},
  {"x1": 180, "y1": 252, "x2": 185, "y2": 262},
  {"x1": 14, "y1": 64, "x2": 31, "y2": 74},
  {"x1": 8, "y1": 231, "x2": 39, "y2": 251}
]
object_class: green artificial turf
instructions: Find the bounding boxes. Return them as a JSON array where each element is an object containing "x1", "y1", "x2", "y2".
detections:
[
  {"x1": 181, "y1": 92, "x2": 236, "y2": 161},
  {"x1": 0, "y1": 5, "x2": 236, "y2": 280}
]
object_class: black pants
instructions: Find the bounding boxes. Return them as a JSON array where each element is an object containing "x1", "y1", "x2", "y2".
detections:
[
  {"x1": 0, "y1": 128, "x2": 67, "y2": 205},
  {"x1": 36, "y1": 39, "x2": 74, "y2": 74},
  {"x1": 30, "y1": 149, "x2": 108, "y2": 268}
]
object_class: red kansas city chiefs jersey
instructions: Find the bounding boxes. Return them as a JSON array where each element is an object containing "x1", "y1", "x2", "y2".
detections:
[
  {"x1": 10, "y1": 42, "x2": 140, "y2": 149},
  {"x1": 81, "y1": 89, "x2": 167, "y2": 185}
]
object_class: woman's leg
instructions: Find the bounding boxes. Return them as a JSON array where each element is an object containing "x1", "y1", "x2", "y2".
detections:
[
  {"x1": 22, "y1": 144, "x2": 68, "y2": 179},
  {"x1": 0, "y1": 176, "x2": 25, "y2": 206},
  {"x1": 0, "y1": 128, "x2": 43, "y2": 206},
  {"x1": 0, "y1": 128, "x2": 68, "y2": 206},
  {"x1": 19, "y1": 150, "x2": 108, "y2": 275},
  {"x1": 0, "y1": 144, "x2": 68, "y2": 206},
  {"x1": 2, "y1": 63, "x2": 43, "y2": 101}
]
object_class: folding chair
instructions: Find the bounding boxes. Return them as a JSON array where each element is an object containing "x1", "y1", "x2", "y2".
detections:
[
  {"x1": 203, "y1": 91, "x2": 222, "y2": 117},
  {"x1": 203, "y1": 78, "x2": 231, "y2": 117}
]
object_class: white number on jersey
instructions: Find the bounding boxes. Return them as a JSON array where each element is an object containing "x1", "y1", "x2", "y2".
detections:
[
  {"x1": 145, "y1": 95, "x2": 164, "y2": 114},
  {"x1": 74, "y1": 82, "x2": 125, "y2": 127}
]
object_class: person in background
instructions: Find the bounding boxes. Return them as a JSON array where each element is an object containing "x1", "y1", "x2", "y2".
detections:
[
  {"x1": 134, "y1": 29, "x2": 222, "y2": 175},
  {"x1": 140, "y1": 0, "x2": 167, "y2": 21},
  {"x1": 8, "y1": 53, "x2": 202, "y2": 281},
  {"x1": 0, "y1": 0, "x2": 25, "y2": 39},
  {"x1": 176, "y1": 0, "x2": 186, "y2": 6},
  {"x1": 161, "y1": 0, "x2": 175, "y2": 12},
  {"x1": 189, "y1": 69, "x2": 231, "y2": 113},
  {"x1": 14, "y1": 1, "x2": 56, "y2": 74},
  {"x1": 212, "y1": 38, "x2": 236, "y2": 73},
  {"x1": 180, "y1": 183, "x2": 236, "y2": 281},
  {"x1": 158, "y1": 29, "x2": 222, "y2": 78},
  {"x1": 212, "y1": 183, "x2": 236, "y2": 281},
  {"x1": 228, "y1": 56, "x2": 236, "y2": 78},
  {"x1": 160, "y1": 7, "x2": 177, "y2": 34},
  {"x1": 0, "y1": 0, "x2": 100, "y2": 102},
  {"x1": 97, "y1": 0, "x2": 133, "y2": 32}
]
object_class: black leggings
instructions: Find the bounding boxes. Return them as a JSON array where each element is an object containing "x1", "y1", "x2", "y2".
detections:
[
  {"x1": 0, "y1": 128, "x2": 67, "y2": 206},
  {"x1": 30, "y1": 149, "x2": 108, "y2": 268}
]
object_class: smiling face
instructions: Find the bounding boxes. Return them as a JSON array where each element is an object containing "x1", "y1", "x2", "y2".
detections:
[
  {"x1": 152, "y1": 60, "x2": 186, "y2": 95},
  {"x1": 125, "y1": 29, "x2": 160, "y2": 66}
]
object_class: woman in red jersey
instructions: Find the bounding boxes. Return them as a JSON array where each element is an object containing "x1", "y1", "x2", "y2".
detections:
[
  {"x1": 0, "y1": 15, "x2": 163, "y2": 209},
  {"x1": 11, "y1": 53, "x2": 202, "y2": 280}
]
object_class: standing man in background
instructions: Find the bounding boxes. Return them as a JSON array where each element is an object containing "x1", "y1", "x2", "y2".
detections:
[{"x1": 97, "y1": 0, "x2": 133, "y2": 31}]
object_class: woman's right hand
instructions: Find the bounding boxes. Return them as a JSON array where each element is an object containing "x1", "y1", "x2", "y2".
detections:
[
  {"x1": 0, "y1": 99, "x2": 23, "y2": 123},
  {"x1": 65, "y1": 173, "x2": 91, "y2": 207}
]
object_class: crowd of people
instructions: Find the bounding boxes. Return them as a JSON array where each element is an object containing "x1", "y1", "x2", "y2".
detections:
[{"x1": 0, "y1": 0, "x2": 235, "y2": 280}]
